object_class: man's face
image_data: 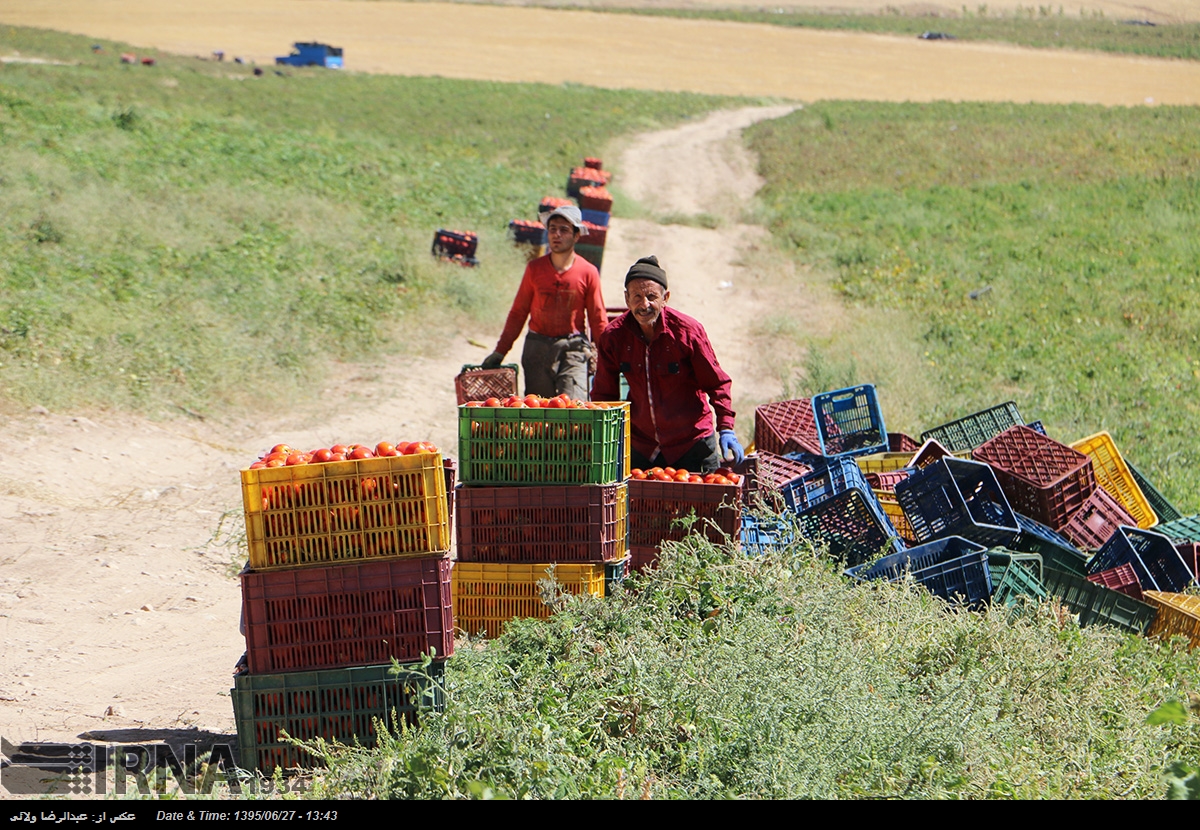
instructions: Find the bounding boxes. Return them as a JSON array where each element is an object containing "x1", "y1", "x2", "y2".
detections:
[
  {"x1": 625, "y1": 278, "x2": 670, "y2": 329},
  {"x1": 546, "y1": 216, "x2": 579, "y2": 254}
]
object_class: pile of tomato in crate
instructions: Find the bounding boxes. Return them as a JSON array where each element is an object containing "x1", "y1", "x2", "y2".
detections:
[
  {"x1": 231, "y1": 440, "x2": 455, "y2": 773},
  {"x1": 453, "y1": 393, "x2": 632, "y2": 636},
  {"x1": 745, "y1": 385, "x2": 1200, "y2": 648}
]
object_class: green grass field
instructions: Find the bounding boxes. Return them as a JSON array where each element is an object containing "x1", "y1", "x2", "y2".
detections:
[
  {"x1": 747, "y1": 101, "x2": 1200, "y2": 511},
  {"x1": 610, "y1": 6, "x2": 1200, "y2": 60},
  {"x1": 0, "y1": 27, "x2": 731, "y2": 415}
]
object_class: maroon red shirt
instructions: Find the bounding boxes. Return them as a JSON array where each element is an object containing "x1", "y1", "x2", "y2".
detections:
[
  {"x1": 494, "y1": 255, "x2": 607, "y2": 356},
  {"x1": 592, "y1": 306, "x2": 735, "y2": 465}
]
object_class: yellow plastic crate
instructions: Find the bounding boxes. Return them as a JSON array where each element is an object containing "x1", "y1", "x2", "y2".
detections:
[
  {"x1": 855, "y1": 453, "x2": 914, "y2": 474},
  {"x1": 1143, "y1": 591, "x2": 1200, "y2": 649},
  {"x1": 1069, "y1": 432, "x2": 1157, "y2": 530},
  {"x1": 874, "y1": 489, "x2": 917, "y2": 544},
  {"x1": 452, "y1": 562, "x2": 605, "y2": 637},
  {"x1": 241, "y1": 452, "x2": 450, "y2": 571}
]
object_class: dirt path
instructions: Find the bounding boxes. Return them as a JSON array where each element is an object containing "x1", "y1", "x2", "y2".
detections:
[
  {"x1": 0, "y1": 105, "x2": 793, "y2": 789},
  {"x1": 2, "y1": 0, "x2": 1198, "y2": 105},
  {"x1": 601, "y1": 104, "x2": 802, "y2": 419}
]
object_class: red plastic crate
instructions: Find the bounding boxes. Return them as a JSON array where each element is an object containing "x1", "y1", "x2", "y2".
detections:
[
  {"x1": 972, "y1": 426, "x2": 1096, "y2": 530},
  {"x1": 754, "y1": 399, "x2": 821, "y2": 457},
  {"x1": 455, "y1": 364, "x2": 519, "y2": 405},
  {"x1": 864, "y1": 469, "x2": 915, "y2": 492},
  {"x1": 581, "y1": 221, "x2": 607, "y2": 246},
  {"x1": 628, "y1": 478, "x2": 742, "y2": 549},
  {"x1": 583, "y1": 157, "x2": 603, "y2": 170},
  {"x1": 744, "y1": 451, "x2": 813, "y2": 510},
  {"x1": 1061, "y1": 486, "x2": 1133, "y2": 551},
  {"x1": 630, "y1": 545, "x2": 659, "y2": 574},
  {"x1": 888, "y1": 432, "x2": 922, "y2": 453},
  {"x1": 242, "y1": 557, "x2": 454, "y2": 675},
  {"x1": 431, "y1": 229, "x2": 477, "y2": 258},
  {"x1": 1086, "y1": 563, "x2": 1144, "y2": 601},
  {"x1": 578, "y1": 186, "x2": 613, "y2": 213},
  {"x1": 456, "y1": 482, "x2": 627, "y2": 563},
  {"x1": 539, "y1": 196, "x2": 573, "y2": 213}
]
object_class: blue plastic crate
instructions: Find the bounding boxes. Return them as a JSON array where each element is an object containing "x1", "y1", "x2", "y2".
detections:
[
  {"x1": 579, "y1": 208, "x2": 610, "y2": 227},
  {"x1": 740, "y1": 514, "x2": 795, "y2": 556},
  {"x1": 812, "y1": 384, "x2": 887, "y2": 458},
  {"x1": 1012, "y1": 513, "x2": 1089, "y2": 576},
  {"x1": 894, "y1": 458, "x2": 1019, "y2": 548},
  {"x1": 846, "y1": 536, "x2": 985, "y2": 582},
  {"x1": 792, "y1": 489, "x2": 902, "y2": 567},
  {"x1": 1027, "y1": 420, "x2": 1046, "y2": 436},
  {"x1": 847, "y1": 538, "x2": 992, "y2": 605},
  {"x1": 780, "y1": 457, "x2": 870, "y2": 512},
  {"x1": 1088, "y1": 526, "x2": 1195, "y2": 593}
]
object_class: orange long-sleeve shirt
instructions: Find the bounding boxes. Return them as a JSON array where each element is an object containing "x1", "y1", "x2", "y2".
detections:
[{"x1": 494, "y1": 255, "x2": 607, "y2": 355}]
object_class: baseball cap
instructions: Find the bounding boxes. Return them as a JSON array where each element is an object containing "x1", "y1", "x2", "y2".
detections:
[{"x1": 539, "y1": 204, "x2": 589, "y2": 237}]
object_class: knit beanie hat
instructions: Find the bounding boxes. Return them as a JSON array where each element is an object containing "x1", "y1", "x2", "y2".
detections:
[{"x1": 624, "y1": 256, "x2": 668, "y2": 290}]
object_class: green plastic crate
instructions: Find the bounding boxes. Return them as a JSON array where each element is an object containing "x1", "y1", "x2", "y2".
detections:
[
  {"x1": 919, "y1": 402, "x2": 1023, "y2": 453},
  {"x1": 458, "y1": 403, "x2": 627, "y2": 485},
  {"x1": 986, "y1": 548, "x2": 1047, "y2": 608},
  {"x1": 232, "y1": 661, "x2": 444, "y2": 774},
  {"x1": 1156, "y1": 514, "x2": 1200, "y2": 544},
  {"x1": 1042, "y1": 567, "x2": 1158, "y2": 635},
  {"x1": 1127, "y1": 461, "x2": 1183, "y2": 523}
]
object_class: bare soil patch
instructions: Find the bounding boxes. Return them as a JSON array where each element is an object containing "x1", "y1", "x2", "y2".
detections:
[{"x1": 0, "y1": 1, "x2": 1197, "y2": 105}]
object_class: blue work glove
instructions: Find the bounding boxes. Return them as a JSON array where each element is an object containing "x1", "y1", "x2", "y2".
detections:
[
  {"x1": 481, "y1": 351, "x2": 504, "y2": 370},
  {"x1": 718, "y1": 429, "x2": 745, "y2": 465}
]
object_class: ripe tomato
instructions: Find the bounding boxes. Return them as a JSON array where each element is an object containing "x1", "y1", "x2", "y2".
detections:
[
  {"x1": 465, "y1": 400, "x2": 483, "y2": 407},
  {"x1": 484, "y1": 398, "x2": 502, "y2": 408},
  {"x1": 688, "y1": 475, "x2": 703, "y2": 483},
  {"x1": 375, "y1": 442, "x2": 398, "y2": 457},
  {"x1": 330, "y1": 444, "x2": 349, "y2": 456},
  {"x1": 311, "y1": 448, "x2": 334, "y2": 464},
  {"x1": 249, "y1": 460, "x2": 267, "y2": 470},
  {"x1": 349, "y1": 446, "x2": 374, "y2": 460},
  {"x1": 631, "y1": 469, "x2": 647, "y2": 480},
  {"x1": 329, "y1": 453, "x2": 346, "y2": 462},
  {"x1": 673, "y1": 471, "x2": 690, "y2": 482},
  {"x1": 285, "y1": 452, "x2": 306, "y2": 466},
  {"x1": 269, "y1": 444, "x2": 293, "y2": 456}
]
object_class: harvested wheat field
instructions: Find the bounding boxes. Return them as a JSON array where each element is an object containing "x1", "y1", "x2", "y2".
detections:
[{"x1": 0, "y1": 0, "x2": 1197, "y2": 104}]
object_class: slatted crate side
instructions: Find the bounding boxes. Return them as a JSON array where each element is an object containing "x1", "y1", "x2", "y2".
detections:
[
  {"x1": 1143, "y1": 591, "x2": 1200, "y2": 649},
  {"x1": 451, "y1": 562, "x2": 605, "y2": 636},
  {"x1": 919, "y1": 402, "x2": 1024, "y2": 453},
  {"x1": 1062, "y1": 486, "x2": 1135, "y2": 552},
  {"x1": 1069, "y1": 432, "x2": 1156, "y2": 529},
  {"x1": 754, "y1": 399, "x2": 821, "y2": 456},
  {"x1": 973, "y1": 426, "x2": 1096, "y2": 529}
]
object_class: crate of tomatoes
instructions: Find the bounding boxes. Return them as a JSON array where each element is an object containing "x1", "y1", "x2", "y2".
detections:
[
  {"x1": 627, "y1": 466, "x2": 744, "y2": 553},
  {"x1": 240, "y1": 441, "x2": 450, "y2": 571},
  {"x1": 458, "y1": 395, "x2": 629, "y2": 486}
]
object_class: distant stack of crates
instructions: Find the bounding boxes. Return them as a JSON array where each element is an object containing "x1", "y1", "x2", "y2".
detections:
[
  {"x1": 571, "y1": 158, "x2": 611, "y2": 271},
  {"x1": 232, "y1": 452, "x2": 453, "y2": 773},
  {"x1": 452, "y1": 401, "x2": 632, "y2": 636},
  {"x1": 431, "y1": 228, "x2": 479, "y2": 266}
]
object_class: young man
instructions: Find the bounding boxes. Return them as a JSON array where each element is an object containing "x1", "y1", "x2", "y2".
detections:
[
  {"x1": 482, "y1": 205, "x2": 606, "y2": 400},
  {"x1": 592, "y1": 255, "x2": 745, "y2": 473}
]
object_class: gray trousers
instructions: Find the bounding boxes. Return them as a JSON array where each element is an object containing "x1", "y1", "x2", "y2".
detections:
[{"x1": 522, "y1": 333, "x2": 591, "y2": 400}]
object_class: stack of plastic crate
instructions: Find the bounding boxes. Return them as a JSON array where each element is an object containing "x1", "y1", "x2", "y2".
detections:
[
  {"x1": 233, "y1": 451, "x2": 454, "y2": 773},
  {"x1": 431, "y1": 228, "x2": 479, "y2": 266},
  {"x1": 453, "y1": 402, "x2": 631, "y2": 636},
  {"x1": 574, "y1": 159, "x2": 612, "y2": 271}
]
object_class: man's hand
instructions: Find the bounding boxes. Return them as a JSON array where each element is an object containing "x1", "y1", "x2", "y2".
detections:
[
  {"x1": 718, "y1": 430, "x2": 745, "y2": 465},
  {"x1": 481, "y1": 351, "x2": 505, "y2": 369}
]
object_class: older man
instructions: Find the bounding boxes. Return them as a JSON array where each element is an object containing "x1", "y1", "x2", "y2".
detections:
[
  {"x1": 482, "y1": 205, "x2": 606, "y2": 400},
  {"x1": 592, "y1": 255, "x2": 744, "y2": 473}
]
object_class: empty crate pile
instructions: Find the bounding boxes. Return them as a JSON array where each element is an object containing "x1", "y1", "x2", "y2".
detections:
[
  {"x1": 232, "y1": 442, "x2": 454, "y2": 772},
  {"x1": 749, "y1": 387, "x2": 1200, "y2": 648},
  {"x1": 453, "y1": 396, "x2": 632, "y2": 636}
]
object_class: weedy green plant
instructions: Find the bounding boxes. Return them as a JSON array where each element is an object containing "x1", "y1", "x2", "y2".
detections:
[
  {"x1": 0, "y1": 26, "x2": 733, "y2": 416},
  {"x1": 294, "y1": 533, "x2": 1199, "y2": 799},
  {"x1": 747, "y1": 101, "x2": 1200, "y2": 509}
]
